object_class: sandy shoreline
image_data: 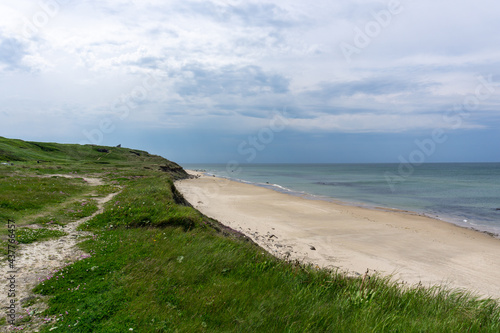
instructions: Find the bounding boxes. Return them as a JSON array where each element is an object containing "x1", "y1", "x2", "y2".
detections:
[{"x1": 176, "y1": 170, "x2": 500, "y2": 300}]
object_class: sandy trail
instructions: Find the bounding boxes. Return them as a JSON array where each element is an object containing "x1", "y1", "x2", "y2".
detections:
[
  {"x1": 176, "y1": 171, "x2": 500, "y2": 300},
  {"x1": 1, "y1": 175, "x2": 120, "y2": 331}
]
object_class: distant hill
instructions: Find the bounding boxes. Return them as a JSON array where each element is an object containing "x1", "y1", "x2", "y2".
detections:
[{"x1": 0, "y1": 136, "x2": 188, "y2": 179}]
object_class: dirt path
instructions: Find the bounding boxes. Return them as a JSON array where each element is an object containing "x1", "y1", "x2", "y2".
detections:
[{"x1": 0, "y1": 176, "x2": 120, "y2": 331}]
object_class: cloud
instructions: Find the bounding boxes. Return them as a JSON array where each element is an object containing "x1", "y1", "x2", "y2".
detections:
[
  {"x1": 286, "y1": 112, "x2": 485, "y2": 133},
  {"x1": 0, "y1": 36, "x2": 28, "y2": 71},
  {"x1": 175, "y1": 64, "x2": 290, "y2": 97},
  {"x1": 303, "y1": 77, "x2": 436, "y2": 100},
  {"x1": 0, "y1": 0, "x2": 499, "y2": 162},
  {"x1": 176, "y1": 1, "x2": 303, "y2": 28}
]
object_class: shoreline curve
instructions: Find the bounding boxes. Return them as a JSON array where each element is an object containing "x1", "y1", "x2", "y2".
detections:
[{"x1": 176, "y1": 170, "x2": 500, "y2": 300}]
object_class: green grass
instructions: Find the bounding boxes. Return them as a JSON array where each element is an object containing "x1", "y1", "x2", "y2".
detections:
[
  {"x1": 16, "y1": 228, "x2": 67, "y2": 244},
  {"x1": 0, "y1": 173, "x2": 97, "y2": 256},
  {"x1": 0, "y1": 136, "x2": 188, "y2": 180},
  {"x1": 0, "y1": 173, "x2": 89, "y2": 221},
  {"x1": 15, "y1": 199, "x2": 98, "y2": 228},
  {"x1": 81, "y1": 177, "x2": 201, "y2": 230},
  {"x1": 1, "y1": 136, "x2": 500, "y2": 332}
]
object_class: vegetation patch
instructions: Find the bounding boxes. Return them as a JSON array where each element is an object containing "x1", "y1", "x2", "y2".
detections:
[
  {"x1": 0, "y1": 174, "x2": 89, "y2": 222},
  {"x1": 81, "y1": 177, "x2": 202, "y2": 231},
  {"x1": 64, "y1": 199, "x2": 99, "y2": 220},
  {"x1": 16, "y1": 228, "x2": 67, "y2": 244}
]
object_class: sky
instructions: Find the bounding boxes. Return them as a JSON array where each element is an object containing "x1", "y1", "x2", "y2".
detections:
[{"x1": 0, "y1": 0, "x2": 499, "y2": 164}]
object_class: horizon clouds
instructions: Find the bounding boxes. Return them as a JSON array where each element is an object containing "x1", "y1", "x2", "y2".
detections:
[{"x1": 1, "y1": 0, "x2": 499, "y2": 163}]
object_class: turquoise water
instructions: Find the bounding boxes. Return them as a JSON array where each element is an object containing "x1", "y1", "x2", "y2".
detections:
[{"x1": 182, "y1": 163, "x2": 500, "y2": 236}]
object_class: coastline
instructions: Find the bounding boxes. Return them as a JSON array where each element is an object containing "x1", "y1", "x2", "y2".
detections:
[
  {"x1": 177, "y1": 170, "x2": 500, "y2": 300},
  {"x1": 185, "y1": 164, "x2": 500, "y2": 238},
  {"x1": 195, "y1": 169, "x2": 500, "y2": 239}
]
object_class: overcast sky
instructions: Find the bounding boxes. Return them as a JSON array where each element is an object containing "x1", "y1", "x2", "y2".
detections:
[{"x1": 1, "y1": 0, "x2": 499, "y2": 163}]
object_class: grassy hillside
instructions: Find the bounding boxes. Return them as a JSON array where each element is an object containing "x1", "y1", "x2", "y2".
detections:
[
  {"x1": 0, "y1": 136, "x2": 187, "y2": 179},
  {"x1": 1, "y1": 137, "x2": 499, "y2": 332}
]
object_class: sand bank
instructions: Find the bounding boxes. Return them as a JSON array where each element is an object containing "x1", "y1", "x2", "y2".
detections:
[{"x1": 176, "y1": 171, "x2": 500, "y2": 299}]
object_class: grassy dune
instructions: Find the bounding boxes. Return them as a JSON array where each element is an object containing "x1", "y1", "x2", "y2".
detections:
[{"x1": 1, "y1": 137, "x2": 499, "y2": 332}]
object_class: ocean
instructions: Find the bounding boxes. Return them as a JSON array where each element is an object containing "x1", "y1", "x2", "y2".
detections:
[{"x1": 181, "y1": 163, "x2": 500, "y2": 236}]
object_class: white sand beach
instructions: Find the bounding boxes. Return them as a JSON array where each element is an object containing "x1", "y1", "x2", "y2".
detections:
[{"x1": 176, "y1": 171, "x2": 500, "y2": 300}]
